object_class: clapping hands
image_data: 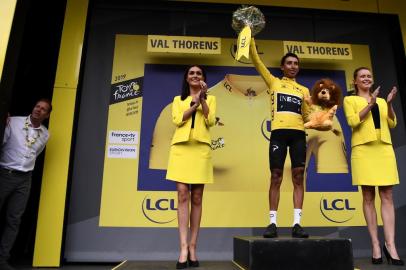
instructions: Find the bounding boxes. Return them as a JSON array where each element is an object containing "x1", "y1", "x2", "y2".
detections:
[
  {"x1": 387, "y1": 86, "x2": 397, "y2": 104},
  {"x1": 192, "y1": 94, "x2": 201, "y2": 106},
  {"x1": 370, "y1": 86, "x2": 397, "y2": 105},
  {"x1": 199, "y1": 81, "x2": 207, "y2": 100},
  {"x1": 369, "y1": 86, "x2": 380, "y2": 106}
]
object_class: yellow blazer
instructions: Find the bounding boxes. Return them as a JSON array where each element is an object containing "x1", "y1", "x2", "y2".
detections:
[
  {"x1": 171, "y1": 95, "x2": 216, "y2": 145},
  {"x1": 343, "y1": 96, "x2": 396, "y2": 147}
]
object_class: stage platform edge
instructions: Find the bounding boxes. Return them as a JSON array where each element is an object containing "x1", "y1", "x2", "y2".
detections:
[{"x1": 233, "y1": 236, "x2": 354, "y2": 270}]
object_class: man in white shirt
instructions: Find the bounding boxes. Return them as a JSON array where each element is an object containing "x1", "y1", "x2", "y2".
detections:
[{"x1": 0, "y1": 99, "x2": 51, "y2": 270}]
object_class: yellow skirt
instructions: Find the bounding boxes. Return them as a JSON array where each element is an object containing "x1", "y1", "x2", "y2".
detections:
[
  {"x1": 351, "y1": 130, "x2": 399, "y2": 186},
  {"x1": 166, "y1": 130, "x2": 213, "y2": 184}
]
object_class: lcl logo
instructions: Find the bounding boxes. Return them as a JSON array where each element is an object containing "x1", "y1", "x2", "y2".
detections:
[
  {"x1": 142, "y1": 196, "x2": 177, "y2": 224},
  {"x1": 320, "y1": 198, "x2": 356, "y2": 223}
]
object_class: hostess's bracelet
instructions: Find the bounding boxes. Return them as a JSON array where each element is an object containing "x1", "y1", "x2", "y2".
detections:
[{"x1": 232, "y1": 5, "x2": 265, "y2": 61}]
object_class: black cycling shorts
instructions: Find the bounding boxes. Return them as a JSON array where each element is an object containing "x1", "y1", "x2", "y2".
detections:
[{"x1": 269, "y1": 129, "x2": 306, "y2": 170}]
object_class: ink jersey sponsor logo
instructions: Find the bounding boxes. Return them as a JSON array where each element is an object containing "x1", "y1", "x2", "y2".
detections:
[
  {"x1": 276, "y1": 93, "x2": 302, "y2": 114},
  {"x1": 320, "y1": 197, "x2": 355, "y2": 223},
  {"x1": 141, "y1": 195, "x2": 177, "y2": 224}
]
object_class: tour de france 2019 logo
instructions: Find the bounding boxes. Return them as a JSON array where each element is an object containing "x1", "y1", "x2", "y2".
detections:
[
  {"x1": 110, "y1": 77, "x2": 143, "y2": 105},
  {"x1": 319, "y1": 197, "x2": 356, "y2": 223},
  {"x1": 141, "y1": 195, "x2": 177, "y2": 224}
]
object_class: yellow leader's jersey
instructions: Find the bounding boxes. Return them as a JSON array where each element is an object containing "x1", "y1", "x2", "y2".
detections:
[{"x1": 250, "y1": 38, "x2": 311, "y2": 131}]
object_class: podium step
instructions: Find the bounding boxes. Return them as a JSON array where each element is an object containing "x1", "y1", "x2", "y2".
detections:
[{"x1": 233, "y1": 236, "x2": 354, "y2": 270}]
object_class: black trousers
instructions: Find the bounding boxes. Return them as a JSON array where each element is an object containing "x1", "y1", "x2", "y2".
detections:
[{"x1": 0, "y1": 168, "x2": 32, "y2": 261}]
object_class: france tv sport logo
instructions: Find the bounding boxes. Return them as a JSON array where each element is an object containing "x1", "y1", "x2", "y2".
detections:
[
  {"x1": 319, "y1": 197, "x2": 355, "y2": 223},
  {"x1": 142, "y1": 195, "x2": 177, "y2": 224}
]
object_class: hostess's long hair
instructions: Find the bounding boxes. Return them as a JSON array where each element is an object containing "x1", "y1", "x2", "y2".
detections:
[{"x1": 180, "y1": 65, "x2": 207, "y2": 100}]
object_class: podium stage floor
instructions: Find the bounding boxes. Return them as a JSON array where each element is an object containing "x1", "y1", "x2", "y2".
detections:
[
  {"x1": 9, "y1": 258, "x2": 406, "y2": 270},
  {"x1": 111, "y1": 259, "x2": 406, "y2": 270}
]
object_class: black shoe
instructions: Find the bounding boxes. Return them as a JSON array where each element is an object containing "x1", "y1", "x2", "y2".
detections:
[
  {"x1": 188, "y1": 258, "x2": 199, "y2": 268},
  {"x1": 263, "y1": 223, "x2": 278, "y2": 238},
  {"x1": 383, "y1": 244, "x2": 404, "y2": 266},
  {"x1": 371, "y1": 257, "x2": 383, "y2": 264},
  {"x1": 176, "y1": 261, "x2": 188, "y2": 269},
  {"x1": 188, "y1": 252, "x2": 199, "y2": 267},
  {"x1": 0, "y1": 261, "x2": 15, "y2": 270},
  {"x1": 291, "y1": 224, "x2": 309, "y2": 238}
]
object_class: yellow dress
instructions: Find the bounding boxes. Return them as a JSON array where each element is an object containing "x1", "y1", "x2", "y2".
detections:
[
  {"x1": 351, "y1": 130, "x2": 399, "y2": 186},
  {"x1": 166, "y1": 130, "x2": 213, "y2": 184},
  {"x1": 166, "y1": 95, "x2": 216, "y2": 184},
  {"x1": 343, "y1": 96, "x2": 399, "y2": 186}
]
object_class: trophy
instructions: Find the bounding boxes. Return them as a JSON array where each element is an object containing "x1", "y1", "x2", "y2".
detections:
[{"x1": 232, "y1": 5, "x2": 265, "y2": 61}]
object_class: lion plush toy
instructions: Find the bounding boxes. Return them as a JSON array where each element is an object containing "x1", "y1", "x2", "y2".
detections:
[{"x1": 304, "y1": 78, "x2": 342, "y2": 131}]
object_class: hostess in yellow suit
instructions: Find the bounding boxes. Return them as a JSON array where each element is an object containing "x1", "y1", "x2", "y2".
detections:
[
  {"x1": 166, "y1": 95, "x2": 216, "y2": 184},
  {"x1": 343, "y1": 96, "x2": 399, "y2": 186}
]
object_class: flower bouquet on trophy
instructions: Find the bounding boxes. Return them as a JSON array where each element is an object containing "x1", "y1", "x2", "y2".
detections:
[{"x1": 232, "y1": 5, "x2": 265, "y2": 61}]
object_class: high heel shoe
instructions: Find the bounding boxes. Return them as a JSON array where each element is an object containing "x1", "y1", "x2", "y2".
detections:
[
  {"x1": 176, "y1": 261, "x2": 188, "y2": 269},
  {"x1": 188, "y1": 251, "x2": 200, "y2": 267},
  {"x1": 188, "y1": 258, "x2": 199, "y2": 267},
  {"x1": 176, "y1": 251, "x2": 188, "y2": 269},
  {"x1": 383, "y1": 244, "x2": 405, "y2": 266},
  {"x1": 371, "y1": 257, "x2": 383, "y2": 264},
  {"x1": 187, "y1": 251, "x2": 200, "y2": 267}
]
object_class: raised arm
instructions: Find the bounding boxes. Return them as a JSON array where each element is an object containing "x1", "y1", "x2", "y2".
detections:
[{"x1": 250, "y1": 38, "x2": 275, "y2": 88}]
